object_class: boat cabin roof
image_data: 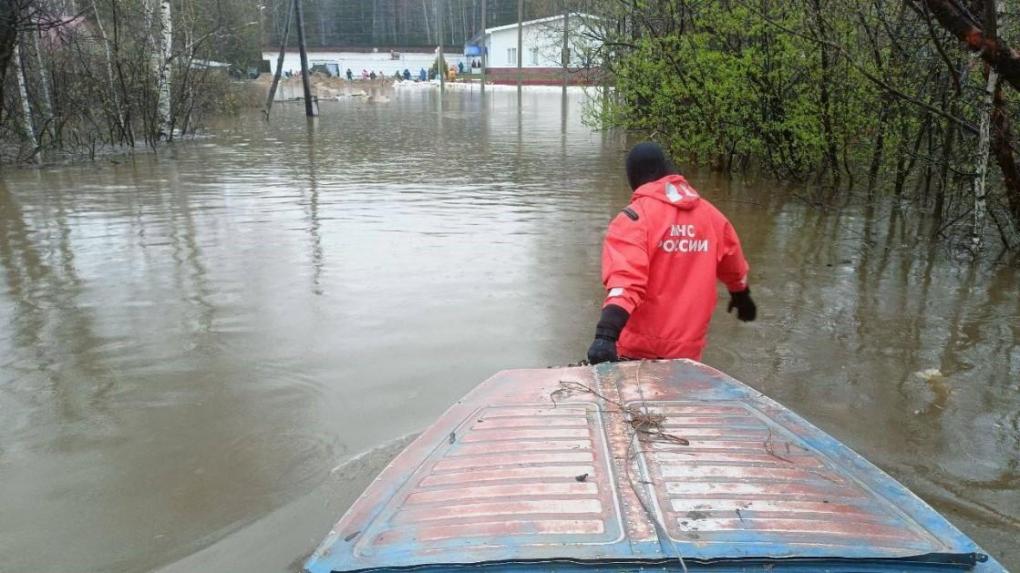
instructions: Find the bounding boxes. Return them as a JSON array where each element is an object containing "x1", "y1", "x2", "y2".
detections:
[{"x1": 305, "y1": 360, "x2": 1001, "y2": 572}]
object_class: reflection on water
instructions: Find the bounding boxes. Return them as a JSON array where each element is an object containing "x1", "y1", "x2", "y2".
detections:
[{"x1": 0, "y1": 88, "x2": 1017, "y2": 572}]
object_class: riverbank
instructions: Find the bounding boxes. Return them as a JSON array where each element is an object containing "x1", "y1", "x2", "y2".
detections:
[
  {"x1": 258, "y1": 74, "x2": 398, "y2": 101},
  {"x1": 0, "y1": 76, "x2": 263, "y2": 166},
  {"x1": 402, "y1": 80, "x2": 594, "y2": 94},
  {"x1": 258, "y1": 72, "x2": 600, "y2": 103}
]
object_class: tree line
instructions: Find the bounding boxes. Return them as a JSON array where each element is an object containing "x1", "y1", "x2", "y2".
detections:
[
  {"x1": 0, "y1": 0, "x2": 263, "y2": 163},
  {"x1": 576, "y1": 0, "x2": 1020, "y2": 251},
  {"x1": 1, "y1": 0, "x2": 568, "y2": 164},
  {"x1": 6, "y1": 0, "x2": 1020, "y2": 251},
  {"x1": 262, "y1": 0, "x2": 562, "y2": 50}
]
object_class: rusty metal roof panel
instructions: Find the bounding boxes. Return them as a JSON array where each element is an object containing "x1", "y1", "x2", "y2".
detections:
[{"x1": 305, "y1": 360, "x2": 1005, "y2": 572}]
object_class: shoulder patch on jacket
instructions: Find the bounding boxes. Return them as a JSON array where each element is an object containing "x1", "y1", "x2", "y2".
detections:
[{"x1": 621, "y1": 207, "x2": 639, "y2": 221}]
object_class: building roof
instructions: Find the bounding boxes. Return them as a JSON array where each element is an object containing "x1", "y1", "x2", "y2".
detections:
[{"x1": 483, "y1": 13, "x2": 595, "y2": 35}]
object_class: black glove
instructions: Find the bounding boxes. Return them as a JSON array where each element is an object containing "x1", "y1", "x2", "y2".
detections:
[
  {"x1": 727, "y1": 288, "x2": 757, "y2": 322},
  {"x1": 586, "y1": 304, "x2": 630, "y2": 364},
  {"x1": 587, "y1": 337, "x2": 618, "y2": 364}
]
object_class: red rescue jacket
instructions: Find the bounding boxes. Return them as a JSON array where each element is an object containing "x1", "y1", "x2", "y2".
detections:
[{"x1": 601, "y1": 174, "x2": 749, "y2": 360}]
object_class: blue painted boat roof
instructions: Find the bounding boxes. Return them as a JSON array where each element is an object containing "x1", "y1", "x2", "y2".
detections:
[{"x1": 305, "y1": 360, "x2": 1005, "y2": 572}]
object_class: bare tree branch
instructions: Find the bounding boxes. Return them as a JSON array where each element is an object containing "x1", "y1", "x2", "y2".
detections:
[
  {"x1": 914, "y1": 0, "x2": 1020, "y2": 91},
  {"x1": 752, "y1": 5, "x2": 979, "y2": 135}
]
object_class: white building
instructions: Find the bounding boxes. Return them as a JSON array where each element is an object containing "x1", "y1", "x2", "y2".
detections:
[{"x1": 481, "y1": 14, "x2": 601, "y2": 83}]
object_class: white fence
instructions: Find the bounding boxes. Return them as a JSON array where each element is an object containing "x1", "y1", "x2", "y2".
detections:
[{"x1": 262, "y1": 50, "x2": 468, "y2": 78}]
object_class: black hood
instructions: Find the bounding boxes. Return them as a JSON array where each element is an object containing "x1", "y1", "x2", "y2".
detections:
[{"x1": 625, "y1": 142, "x2": 676, "y2": 190}]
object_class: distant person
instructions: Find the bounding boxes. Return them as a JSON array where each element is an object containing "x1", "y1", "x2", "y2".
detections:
[
  {"x1": 394, "y1": 70, "x2": 402, "y2": 80},
  {"x1": 586, "y1": 142, "x2": 756, "y2": 364},
  {"x1": 403, "y1": 68, "x2": 411, "y2": 80},
  {"x1": 369, "y1": 71, "x2": 377, "y2": 80},
  {"x1": 346, "y1": 68, "x2": 353, "y2": 81},
  {"x1": 419, "y1": 68, "x2": 427, "y2": 81},
  {"x1": 361, "y1": 69, "x2": 369, "y2": 80},
  {"x1": 458, "y1": 61, "x2": 464, "y2": 74}
]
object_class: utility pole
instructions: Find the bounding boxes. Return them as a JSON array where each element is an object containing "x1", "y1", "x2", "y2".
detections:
[
  {"x1": 294, "y1": 0, "x2": 316, "y2": 117},
  {"x1": 516, "y1": 0, "x2": 523, "y2": 95},
  {"x1": 561, "y1": 4, "x2": 569, "y2": 96},
  {"x1": 480, "y1": 0, "x2": 486, "y2": 92},
  {"x1": 265, "y1": 0, "x2": 295, "y2": 119},
  {"x1": 438, "y1": 0, "x2": 445, "y2": 94}
]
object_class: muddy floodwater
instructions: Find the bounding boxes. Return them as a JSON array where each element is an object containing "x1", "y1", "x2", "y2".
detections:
[{"x1": 1, "y1": 87, "x2": 1018, "y2": 573}]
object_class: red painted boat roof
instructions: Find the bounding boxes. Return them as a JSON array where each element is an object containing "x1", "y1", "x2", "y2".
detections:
[{"x1": 305, "y1": 360, "x2": 1001, "y2": 572}]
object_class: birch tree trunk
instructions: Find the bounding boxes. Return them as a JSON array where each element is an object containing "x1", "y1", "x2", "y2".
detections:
[
  {"x1": 982, "y1": 0, "x2": 1020, "y2": 240},
  {"x1": 88, "y1": 0, "x2": 124, "y2": 137},
  {"x1": 422, "y1": 0, "x2": 431, "y2": 44},
  {"x1": 142, "y1": 0, "x2": 158, "y2": 144},
  {"x1": 371, "y1": 0, "x2": 378, "y2": 44},
  {"x1": 318, "y1": 0, "x2": 327, "y2": 46},
  {"x1": 156, "y1": 0, "x2": 173, "y2": 140},
  {"x1": 28, "y1": 26, "x2": 52, "y2": 129},
  {"x1": 13, "y1": 40, "x2": 39, "y2": 157},
  {"x1": 972, "y1": 65, "x2": 999, "y2": 250}
]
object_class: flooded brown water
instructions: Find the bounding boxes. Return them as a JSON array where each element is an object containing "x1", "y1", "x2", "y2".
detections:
[{"x1": 1, "y1": 87, "x2": 1017, "y2": 573}]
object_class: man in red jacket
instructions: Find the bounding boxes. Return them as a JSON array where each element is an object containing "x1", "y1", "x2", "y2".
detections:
[{"x1": 587, "y1": 142, "x2": 756, "y2": 364}]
